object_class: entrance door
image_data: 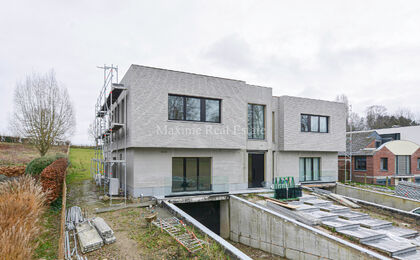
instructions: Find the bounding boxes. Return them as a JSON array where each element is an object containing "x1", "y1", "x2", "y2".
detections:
[{"x1": 248, "y1": 153, "x2": 265, "y2": 188}]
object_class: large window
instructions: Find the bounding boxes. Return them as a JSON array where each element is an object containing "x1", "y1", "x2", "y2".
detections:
[
  {"x1": 172, "y1": 157, "x2": 211, "y2": 192},
  {"x1": 299, "y1": 157, "x2": 320, "y2": 182},
  {"x1": 168, "y1": 94, "x2": 221, "y2": 123},
  {"x1": 417, "y1": 158, "x2": 420, "y2": 170},
  {"x1": 396, "y1": 155, "x2": 410, "y2": 175},
  {"x1": 354, "y1": 156, "x2": 367, "y2": 171},
  {"x1": 248, "y1": 104, "x2": 265, "y2": 140},
  {"x1": 380, "y1": 158, "x2": 388, "y2": 171},
  {"x1": 301, "y1": 114, "x2": 328, "y2": 133}
]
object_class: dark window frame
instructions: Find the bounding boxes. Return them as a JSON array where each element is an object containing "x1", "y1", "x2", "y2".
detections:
[
  {"x1": 168, "y1": 94, "x2": 221, "y2": 123},
  {"x1": 300, "y1": 157, "x2": 321, "y2": 182},
  {"x1": 354, "y1": 156, "x2": 367, "y2": 171},
  {"x1": 248, "y1": 103, "x2": 266, "y2": 140},
  {"x1": 171, "y1": 157, "x2": 212, "y2": 192},
  {"x1": 380, "y1": 158, "x2": 388, "y2": 171},
  {"x1": 417, "y1": 158, "x2": 420, "y2": 170},
  {"x1": 301, "y1": 114, "x2": 329, "y2": 133}
]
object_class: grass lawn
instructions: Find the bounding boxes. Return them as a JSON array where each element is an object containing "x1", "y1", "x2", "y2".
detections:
[{"x1": 67, "y1": 147, "x2": 95, "y2": 185}]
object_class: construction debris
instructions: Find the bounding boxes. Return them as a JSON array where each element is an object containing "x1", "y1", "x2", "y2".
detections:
[
  {"x1": 152, "y1": 217, "x2": 204, "y2": 253},
  {"x1": 92, "y1": 217, "x2": 116, "y2": 245},
  {"x1": 76, "y1": 222, "x2": 104, "y2": 253}
]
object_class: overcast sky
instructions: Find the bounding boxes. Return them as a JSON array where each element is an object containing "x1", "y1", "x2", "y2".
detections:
[{"x1": 1, "y1": 0, "x2": 420, "y2": 144}]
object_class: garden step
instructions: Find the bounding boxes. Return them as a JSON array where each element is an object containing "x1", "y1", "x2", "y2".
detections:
[
  {"x1": 362, "y1": 237, "x2": 416, "y2": 257},
  {"x1": 337, "y1": 227, "x2": 387, "y2": 243}
]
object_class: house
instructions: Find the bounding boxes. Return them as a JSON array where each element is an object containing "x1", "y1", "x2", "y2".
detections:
[
  {"x1": 338, "y1": 131, "x2": 420, "y2": 185},
  {"x1": 106, "y1": 65, "x2": 346, "y2": 197}
]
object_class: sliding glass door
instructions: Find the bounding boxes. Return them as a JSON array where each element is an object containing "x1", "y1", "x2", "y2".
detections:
[{"x1": 172, "y1": 157, "x2": 212, "y2": 192}]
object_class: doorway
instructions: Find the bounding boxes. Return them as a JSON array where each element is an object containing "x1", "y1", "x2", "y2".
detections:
[{"x1": 248, "y1": 153, "x2": 265, "y2": 188}]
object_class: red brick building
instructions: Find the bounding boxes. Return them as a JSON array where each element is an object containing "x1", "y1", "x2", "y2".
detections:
[{"x1": 338, "y1": 131, "x2": 420, "y2": 185}]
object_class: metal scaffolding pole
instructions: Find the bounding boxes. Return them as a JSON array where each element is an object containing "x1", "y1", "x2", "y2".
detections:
[{"x1": 91, "y1": 64, "x2": 128, "y2": 206}]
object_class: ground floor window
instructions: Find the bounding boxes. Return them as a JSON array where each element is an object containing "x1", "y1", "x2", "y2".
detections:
[
  {"x1": 299, "y1": 157, "x2": 320, "y2": 182},
  {"x1": 380, "y1": 158, "x2": 388, "y2": 171},
  {"x1": 396, "y1": 155, "x2": 410, "y2": 175},
  {"x1": 172, "y1": 157, "x2": 211, "y2": 192},
  {"x1": 354, "y1": 156, "x2": 367, "y2": 171}
]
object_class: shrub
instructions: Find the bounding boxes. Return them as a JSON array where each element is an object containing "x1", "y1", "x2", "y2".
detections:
[
  {"x1": 40, "y1": 158, "x2": 68, "y2": 203},
  {"x1": 25, "y1": 154, "x2": 66, "y2": 176},
  {"x1": 0, "y1": 175, "x2": 46, "y2": 259},
  {"x1": 0, "y1": 166, "x2": 26, "y2": 177}
]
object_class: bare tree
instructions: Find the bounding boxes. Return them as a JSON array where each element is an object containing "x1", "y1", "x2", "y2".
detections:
[
  {"x1": 87, "y1": 122, "x2": 97, "y2": 145},
  {"x1": 10, "y1": 70, "x2": 75, "y2": 156}
]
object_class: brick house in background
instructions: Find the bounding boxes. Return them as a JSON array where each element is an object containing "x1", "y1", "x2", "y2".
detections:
[{"x1": 338, "y1": 131, "x2": 420, "y2": 185}]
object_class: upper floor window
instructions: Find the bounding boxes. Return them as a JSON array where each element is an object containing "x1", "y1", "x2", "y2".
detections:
[
  {"x1": 168, "y1": 94, "x2": 221, "y2": 123},
  {"x1": 248, "y1": 104, "x2": 265, "y2": 140},
  {"x1": 417, "y1": 158, "x2": 420, "y2": 170},
  {"x1": 301, "y1": 114, "x2": 328, "y2": 133},
  {"x1": 354, "y1": 156, "x2": 367, "y2": 171},
  {"x1": 380, "y1": 158, "x2": 388, "y2": 171}
]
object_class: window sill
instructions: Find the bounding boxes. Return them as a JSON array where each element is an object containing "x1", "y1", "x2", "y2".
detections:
[
  {"x1": 380, "y1": 170, "x2": 388, "y2": 172},
  {"x1": 167, "y1": 119, "x2": 223, "y2": 125},
  {"x1": 248, "y1": 138, "x2": 267, "y2": 142}
]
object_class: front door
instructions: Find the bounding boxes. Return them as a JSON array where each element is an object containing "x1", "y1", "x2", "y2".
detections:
[{"x1": 248, "y1": 153, "x2": 265, "y2": 188}]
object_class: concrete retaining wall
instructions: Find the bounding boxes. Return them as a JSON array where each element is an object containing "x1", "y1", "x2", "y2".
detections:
[
  {"x1": 162, "y1": 201, "x2": 251, "y2": 260},
  {"x1": 229, "y1": 195, "x2": 388, "y2": 260},
  {"x1": 335, "y1": 183, "x2": 420, "y2": 212}
]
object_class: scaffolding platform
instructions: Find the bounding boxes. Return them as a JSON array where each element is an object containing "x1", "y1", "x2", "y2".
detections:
[{"x1": 98, "y1": 83, "x2": 127, "y2": 114}]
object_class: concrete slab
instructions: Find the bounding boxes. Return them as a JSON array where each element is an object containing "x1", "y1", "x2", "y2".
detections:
[
  {"x1": 321, "y1": 218, "x2": 360, "y2": 231},
  {"x1": 299, "y1": 194, "x2": 318, "y2": 201},
  {"x1": 294, "y1": 204, "x2": 320, "y2": 212},
  {"x1": 318, "y1": 204, "x2": 350, "y2": 213},
  {"x1": 394, "y1": 250, "x2": 420, "y2": 260},
  {"x1": 76, "y1": 222, "x2": 104, "y2": 253},
  {"x1": 355, "y1": 218, "x2": 393, "y2": 230},
  {"x1": 376, "y1": 226, "x2": 419, "y2": 239},
  {"x1": 303, "y1": 199, "x2": 333, "y2": 207},
  {"x1": 337, "y1": 211, "x2": 370, "y2": 221},
  {"x1": 362, "y1": 237, "x2": 416, "y2": 257},
  {"x1": 337, "y1": 227, "x2": 386, "y2": 243},
  {"x1": 301, "y1": 210, "x2": 339, "y2": 221}
]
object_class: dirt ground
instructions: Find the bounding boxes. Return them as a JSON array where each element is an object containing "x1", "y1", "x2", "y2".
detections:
[
  {"x1": 0, "y1": 142, "x2": 67, "y2": 166},
  {"x1": 66, "y1": 179, "x2": 229, "y2": 259}
]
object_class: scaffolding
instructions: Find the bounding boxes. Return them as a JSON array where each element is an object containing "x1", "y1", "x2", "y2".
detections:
[{"x1": 91, "y1": 65, "x2": 128, "y2": 205}]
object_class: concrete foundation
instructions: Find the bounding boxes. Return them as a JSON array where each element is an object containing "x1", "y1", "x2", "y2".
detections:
[
  {"x1": 335, "y1": 183, "x2": 420, "y2": 212},
  {"x1": 229, "y1": 195, "x2": 387, "y2": 259}
]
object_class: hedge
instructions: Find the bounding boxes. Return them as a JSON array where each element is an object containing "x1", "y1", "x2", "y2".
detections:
[
  {"x1": 40, "y1": 158, "x2": 68, "y2": 204},
  {"x1": 25, "y1": 154, "x2": 66, "y2": 176}
]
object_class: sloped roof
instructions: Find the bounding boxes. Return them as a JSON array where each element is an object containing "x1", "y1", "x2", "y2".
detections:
[{"x1": 339, "y1": 131, "x2": 380, "y2": 156}]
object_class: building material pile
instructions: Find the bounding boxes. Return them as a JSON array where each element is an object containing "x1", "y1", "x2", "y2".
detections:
[
  {"x1": 64, "y1": 206, "x2": 116, "y2": 258},
  {"x1": 396, "y1": 181, "x2": 420, "y2": 200},
  {"x1": 76, "y1": 222, "x2": 104, "y2": 253},
  {"x1": 92, "y1": 217, "x2": 116, "y2": 244}
]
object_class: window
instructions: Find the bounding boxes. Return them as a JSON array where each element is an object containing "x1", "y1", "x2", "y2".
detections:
[
  {"x1": 121, "y1": 98, "x2": 125, "y2": 123},
  {"x1": 380, "y1": 158, "x2": 388, "y2": 171},
  {"x1": 396, "y1": 155, "x2": 410, "y2": 175},
  {"x1": 417, "y1": 158, "x2": 420, "y2": 170},
  {"x1": 172, "y1": 157, "x2": 211, "y2": 192},
  {"x1": 272, "y1": 112, "x2": 275, "y2": 143},
  {"x1": 168, "y1": 94, "x2": 221, "y2": 123},
  {"x1": 301, "y1": 114, "x2": 328, "y2": 133},
  {"x1": 354, "y1": 156, "x2": 367, "y2": 171},
  {"x1": 248, "y1": 104, "x2": 265, "y2": 140},
  {"x1": 299, "y1": 157, "x2": 320, "y2": 182}
]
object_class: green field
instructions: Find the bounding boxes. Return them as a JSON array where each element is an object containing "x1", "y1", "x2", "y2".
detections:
[{"x1": 67, "y1": 148, "x2": 95, "y2": 185}]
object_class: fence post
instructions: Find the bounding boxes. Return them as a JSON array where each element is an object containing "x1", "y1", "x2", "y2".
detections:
[{"x1": 58, "y1": 144, "x2": 70, "y2": 259}]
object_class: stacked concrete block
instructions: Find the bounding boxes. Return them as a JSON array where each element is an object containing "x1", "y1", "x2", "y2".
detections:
[
  {"x1": 92, "y1": 217, "x2": 116, "y2": 244},
  {"x1": 76, "y1": 222, "x2": 104, "y2": 253},
  {"x1": 396, "y1": 181, "x2": 420, "y2": 200}
]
